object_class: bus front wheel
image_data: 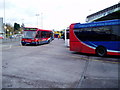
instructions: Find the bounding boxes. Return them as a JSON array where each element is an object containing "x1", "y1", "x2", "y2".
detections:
[
  {"x1": 21, "y1": 43, "x2": 26, "y2": 46},
  {"x1": 96, "y1": 46, "x2": 107, "y2": 57},
  {"x1": 35, "y1": 42, "x2": 39, "y2": 46}
]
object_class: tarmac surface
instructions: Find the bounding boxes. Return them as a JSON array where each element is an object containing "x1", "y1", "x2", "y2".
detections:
[{"x1": 1, "y1": 38, "x2": 119, "y2": 88}]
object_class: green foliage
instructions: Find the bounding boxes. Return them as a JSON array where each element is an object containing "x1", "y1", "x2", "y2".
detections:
[
  {"x1": 14, "y1": 23, "x2": 20, "y2": 31},
  {"x1": 6, "y1": 24, "x2": 14, "y2": 32}
]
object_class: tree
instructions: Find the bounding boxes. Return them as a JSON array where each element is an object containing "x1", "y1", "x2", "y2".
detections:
[
  {"x1": 5, "y1": 23, "x2": 14, "y2": 36},
  {"x1": 14, "y1": 23, "x2": 20, "y2": 31}
]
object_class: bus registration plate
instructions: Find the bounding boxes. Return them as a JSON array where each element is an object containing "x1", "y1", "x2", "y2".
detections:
[{"x1": 25, "y1": 40, "x2": 31, "y2": 42}]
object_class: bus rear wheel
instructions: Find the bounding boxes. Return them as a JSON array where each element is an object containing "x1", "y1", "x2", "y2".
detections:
[
  {"x1": 96, "y1": 46, "x2": 107, "y2": 57},
  {"x1": 47, "y1": 40, "x2": 50, "y2": 44}
]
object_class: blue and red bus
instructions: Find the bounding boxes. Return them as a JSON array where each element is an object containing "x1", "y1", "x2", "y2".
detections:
[
  {"x1": 69, "y1": 19, "x2": 120, "y2": 56},
  {"x1": 21, "y1": 27, "x2": 53, "y2": 46}
]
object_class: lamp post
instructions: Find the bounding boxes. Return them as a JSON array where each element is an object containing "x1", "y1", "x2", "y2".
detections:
[
  {"x1": 36, "y1": 14, "x2": 39, "y2": 28},
  {"x1": 41, "y1": 12, "x2": 43, "y2": 29},
  {"x1": 4, "y1": 0, "x2": 5, "y2": 24}
]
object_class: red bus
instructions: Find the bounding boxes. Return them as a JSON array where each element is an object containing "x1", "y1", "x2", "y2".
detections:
[
  {"x1": 21, "y1": 27, "x2": 53, "y2": 46},
  {"x1": 69, "y1": 19, "x2": 120, "y2": 56}
]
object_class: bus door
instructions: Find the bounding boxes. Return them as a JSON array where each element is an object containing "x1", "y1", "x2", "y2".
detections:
[
  {"x1": 35, "y1": 31, "x2": 42, "y2": 44},
  {"x1": 41, "y1": 31, "x2": 47, "y2": 44}
]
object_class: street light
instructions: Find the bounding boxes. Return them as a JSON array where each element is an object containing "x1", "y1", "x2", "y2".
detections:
[
  {"x1": 36, "y1": 14, "x2": 39, "y2": 28},
  {"x1": 36, "y1": 13, "x2": 43, "y2": 29},
  {"x1": 4, "y1": 0, "x2": 5, "y2": 24},
  {"x1": 41, "y1": 13, "x2": 43, "y2": 29}
]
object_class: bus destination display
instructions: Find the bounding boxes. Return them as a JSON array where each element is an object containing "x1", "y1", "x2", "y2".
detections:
[{"x1": 24, "y1": 28, "x2": 37, "y2": 30}]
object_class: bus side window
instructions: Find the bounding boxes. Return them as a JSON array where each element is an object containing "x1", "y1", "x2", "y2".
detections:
[
  {"x1": 46, "y1": 32, "x2": 50, "y2": 38},
  {"x1": 41, "y1": 31, "x2": 46, "y2": 38},
  {"x1": 111, "y1": 25, "x2": 120, "y2": 41}
]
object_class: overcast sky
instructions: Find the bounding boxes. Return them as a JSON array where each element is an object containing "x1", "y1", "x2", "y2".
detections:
[{"x1": 0, "y1": 0, "x2": 119, "y2": 30}]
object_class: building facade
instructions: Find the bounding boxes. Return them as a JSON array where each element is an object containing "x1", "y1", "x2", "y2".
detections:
[{"x1": 0, "y1": 18, "x2": 4, "y2": 35}]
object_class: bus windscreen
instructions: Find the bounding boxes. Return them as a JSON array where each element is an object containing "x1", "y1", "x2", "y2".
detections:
[{"x1": 23, "y1": 31, "x2": 36, "y2": 39}]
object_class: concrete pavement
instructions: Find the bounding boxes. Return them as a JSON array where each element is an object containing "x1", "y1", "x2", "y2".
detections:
[{"x1": 2, "y1": 39, "x2": 119, "y2": 88}]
